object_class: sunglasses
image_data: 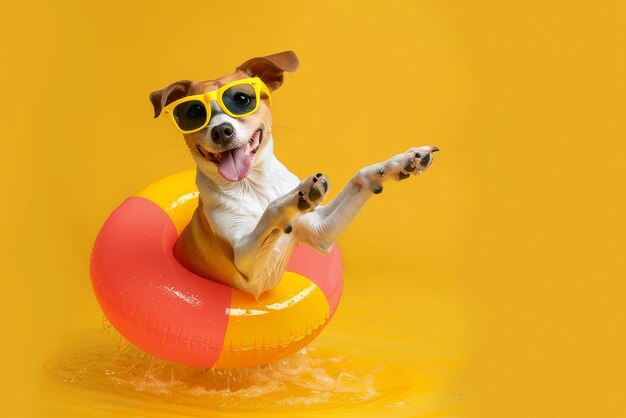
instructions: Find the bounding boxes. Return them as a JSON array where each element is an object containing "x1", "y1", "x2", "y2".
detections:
[{"x1": 161, "y1": 77, "x2": 272, "y2": 134}]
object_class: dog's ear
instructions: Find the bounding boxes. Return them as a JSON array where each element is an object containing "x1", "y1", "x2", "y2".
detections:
[
  {"x1": 236, "y1": 51, "x2": 300, "y2": 91},
  {"x1": 149, "y1": 80, "x2": 193, "y2": 118}
]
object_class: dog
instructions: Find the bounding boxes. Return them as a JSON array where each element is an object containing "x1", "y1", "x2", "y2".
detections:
[{"x1": 149, "y1": 51, "x2": 438, "y2": 298}]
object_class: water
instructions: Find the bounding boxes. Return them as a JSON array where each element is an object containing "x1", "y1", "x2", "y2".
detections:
[{"x1": 40, "y1": 283, "x2": 468, "y2": 417}]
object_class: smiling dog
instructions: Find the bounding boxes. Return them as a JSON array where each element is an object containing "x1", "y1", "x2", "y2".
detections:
[{"x1": 149, "y1": 51, "x2": 438, "y2": 298}]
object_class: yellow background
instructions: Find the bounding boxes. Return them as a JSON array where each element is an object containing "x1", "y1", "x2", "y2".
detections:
[{"x1": 1, "y1": 1, "x2": 625, "y2": 417}]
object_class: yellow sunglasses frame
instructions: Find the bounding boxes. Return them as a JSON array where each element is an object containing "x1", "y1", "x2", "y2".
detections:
[{"x1": 161, "y1": 77, "x2": 272, "y2": 134}]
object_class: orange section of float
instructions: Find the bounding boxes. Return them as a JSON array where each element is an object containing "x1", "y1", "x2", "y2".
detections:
[{"x1": 91, "y1": 171, "x2": 343, "y2": 368}]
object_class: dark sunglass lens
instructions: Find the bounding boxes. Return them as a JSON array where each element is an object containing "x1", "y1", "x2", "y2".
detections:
[
  {"x1": 173, "y1": 100, "x2": 207, "y2": 131},
  {"x1": 222, "y1": 84, "x2": 257, "y2": 115}
]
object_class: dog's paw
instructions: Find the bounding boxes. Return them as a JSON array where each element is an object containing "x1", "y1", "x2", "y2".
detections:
[
  {"x1": 277, "y1": 174, "x2": 330, "y2": 234},
  {"x1": 397, "y1": 146, "x2": 439, "y2": 176},
  {"x1": 295, "y1": 173, "x2": 329, "y2": 212},
  {"x1": 357, "y1": 146, "x2": 439, "y2": 194}
]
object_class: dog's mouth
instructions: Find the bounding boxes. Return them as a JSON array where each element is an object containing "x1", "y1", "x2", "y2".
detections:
[{"x1": 195, "y1": 129, "x2": 263, "y2": 182}]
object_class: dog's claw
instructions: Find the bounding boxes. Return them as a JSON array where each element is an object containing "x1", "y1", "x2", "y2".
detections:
[
  {"x1": 398, "y1": 172, "x2": 410, "y2": 181},
  {"x1": 372, "y1": 184, "x2": 383, "y2": 194},
  {"x1": 284, "y1": 224, "x2": 293, "y2": 234},
  {"x1": 298, "y1": 190, "x2": 305, "y2": 197},
  {"x1": 321, "y1": 178, "x2": 328, "y2": 192},
  {"x1": 378, "y1": 168, "x2": 385, "y2": 176}
]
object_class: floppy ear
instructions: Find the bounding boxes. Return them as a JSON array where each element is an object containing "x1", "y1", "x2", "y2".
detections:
[
  {"x1": 236, "y1": 51, "x2": 300, "y2": 91},
  {"x1": 149, "y1": 80, "x2": 193, "y2": 118}
]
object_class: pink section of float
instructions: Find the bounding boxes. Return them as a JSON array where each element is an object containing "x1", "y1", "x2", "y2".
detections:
[{"x1": 91, "y1": 197, "x2": 232, "y2": 366}]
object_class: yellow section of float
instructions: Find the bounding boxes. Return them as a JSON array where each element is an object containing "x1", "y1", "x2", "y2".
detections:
[
  {"x1": 216, "y1": 271, "x2": 330, "y2": 368},
  {"x1": 135, "y1": 169, "x2": 198, "y2": 235}
]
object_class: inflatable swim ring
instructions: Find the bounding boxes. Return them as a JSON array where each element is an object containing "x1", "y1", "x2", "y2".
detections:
[{"x1": 90, "y1": 170, "x2": 343, "y2": 368}]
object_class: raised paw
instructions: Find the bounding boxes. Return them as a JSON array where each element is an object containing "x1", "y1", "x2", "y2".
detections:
[
  {"x1": 295, "y1": 173, "x2": 329, "y2": 212},
  {"x1": 357, "y1": 146, "x2": 439, "y2": 194},
  {"x1": 395, "y1": 145, "x2": 440, "y2": 178}
]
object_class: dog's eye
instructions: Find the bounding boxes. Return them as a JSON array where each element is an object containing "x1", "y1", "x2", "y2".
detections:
[
  {"x1": 172, "y1": 100, "x2": 208, "y2": 131},
  {"x1": 188, "y1": 103, "x2": 205, "y2": 118},
  {"x1": 222, "y1": 85, "x2": 257, "y2": 115},
  {"x1": 233, "y1": 93, "x2": 250, "y2": 107}
]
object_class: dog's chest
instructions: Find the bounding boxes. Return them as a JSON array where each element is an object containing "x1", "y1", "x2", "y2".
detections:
[
  {"x1": 202, "y1": 173, "x2": 295, "y2": 219},
  {"x1": 229, "y1": 183, "x2": 282, "y2": 216}
]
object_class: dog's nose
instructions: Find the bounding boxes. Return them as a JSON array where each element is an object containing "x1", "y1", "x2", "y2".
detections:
[{"x1": 211, "y1": 123, "x2": 235, "y2": 144}]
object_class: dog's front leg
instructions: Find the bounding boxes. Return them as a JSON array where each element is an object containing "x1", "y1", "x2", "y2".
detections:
[
  {"x1": 232, "y1": 174, "x2": 330, "y2": 287},
  {"x1": 294, "y1": 146, "x2": 439, "y2": 253}
]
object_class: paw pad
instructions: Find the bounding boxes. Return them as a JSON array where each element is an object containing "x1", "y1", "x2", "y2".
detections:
[
  {"x1": 298, "y1": 197, "x2": 311, "y2": 211},
  {"x1": 295, "y1": 174, "x2": 328, "y2": 212},
  {"x1": 309, "y1": 185, "x2": 321, "y2": 201}
]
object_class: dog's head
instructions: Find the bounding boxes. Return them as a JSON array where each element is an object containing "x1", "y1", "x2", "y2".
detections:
[{"x1": 150, "y1": 51, "x2": 299, "y2": 182}]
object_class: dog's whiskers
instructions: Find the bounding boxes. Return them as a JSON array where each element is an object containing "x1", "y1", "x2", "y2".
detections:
[
  {"x1": 182, "y1": 147, "x2": 191, "y2": 165},
  {"x1": 272, "y1": 125, "x2": 298, "y2": 132}
]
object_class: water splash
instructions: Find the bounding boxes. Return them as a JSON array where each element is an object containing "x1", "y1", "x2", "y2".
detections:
[{"x1": 44, "y1": 336, "x2": 383, "y2": 412}]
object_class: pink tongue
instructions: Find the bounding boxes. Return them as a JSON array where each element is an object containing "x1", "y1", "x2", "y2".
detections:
[{"x1": 218, "y1": 146, "x2": 252, "y2": 181}]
